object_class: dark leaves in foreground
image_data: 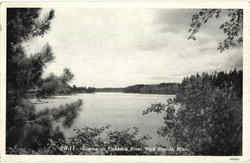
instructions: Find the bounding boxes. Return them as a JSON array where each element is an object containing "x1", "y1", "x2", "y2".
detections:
[
  {"x1": 8, "y1": 125, "x2": 152, "y2": 155},
  {"x1": 37, "y1": 99, "x2": 83, "y2": 128},
  {"x1": 66, "y1": 126, "x2": 151, "y2": 155},
  {"x1": 7, "y1": 99, "x2": 83, "y2": 152}
]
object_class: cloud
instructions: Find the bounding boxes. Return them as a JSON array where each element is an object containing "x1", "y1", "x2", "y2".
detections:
[
  {"x1": 22, "y1": 8, "x2": 243, "y2": 87},
  {"x1": 153, "y1": 9, "x2": 226, "y2": 43},
  {"x1": 137, "y1": 36, "x2": 169, "y2": 51},
  {"x1": 136, "y1": 9, "x2": 226, "y2": 53},
  {"x1": 153, "y1": 9, "x2": 194, "y2": 32}
]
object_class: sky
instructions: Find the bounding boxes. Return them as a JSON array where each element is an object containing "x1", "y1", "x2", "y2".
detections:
[{"x1": 23, "y1": 8, "x2": 242, "y2": 88}]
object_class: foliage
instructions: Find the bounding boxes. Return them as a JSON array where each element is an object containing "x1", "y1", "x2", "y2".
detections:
[
  {"x1": 38, "y1": 68, "x2": 74, "y2": 97},
  {"x1": 66, "y1": 126, "x2": 110, "y2": 154},
  {"x1": 7, "y1": 8, "x2": 55, "y2": 112},
  {"x1": 61, "y1": 68, "x2": 74, "y2": 83},
  {"x1": 7, "y1": 100, "x2": 83, "y2": 152},
  {"x1": 188, "y1": 9, "x2": 243, "y2": 52},
  {"x1": 106, "y1": 127, "x2": 151, "y2": 154},
  {"x1": 6, "y1": 8, "x2": 82, "y2": 154},
  {"x1": 7, "y1": 8, "x2": 55, "y2": 101},
  {"x1": 7, "y1": 126, "x2": 151, "y2": 155},
  {"x1": 50, "y1": 99, "x2": 83, "y2": 128},
  {"x1": 143, "y1": 70, "x2": 242, "y2": 155},
  {"x1": 7, "y1": 8, "x2": 56, "y2": 148},
  {"x1": 66, "y1": 126, "x2": 151, "y2": 155}
]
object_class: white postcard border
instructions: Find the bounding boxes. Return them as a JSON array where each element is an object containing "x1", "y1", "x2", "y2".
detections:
[{"x1": 0, "y1": 1, "x2": 249, "y2": 162}]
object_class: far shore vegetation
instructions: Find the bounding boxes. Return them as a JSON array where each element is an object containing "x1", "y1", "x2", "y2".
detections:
[
  {"x1": 27, "y1": 82, "x2": 180, "y2": 99},
  {"x1": 6, "y1": 8, "x2": 242, "y2": 155}
]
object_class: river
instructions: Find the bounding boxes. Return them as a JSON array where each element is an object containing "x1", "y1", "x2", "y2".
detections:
[{"x1": 34, "y1": 92, "x2": 175, "y2": 147}]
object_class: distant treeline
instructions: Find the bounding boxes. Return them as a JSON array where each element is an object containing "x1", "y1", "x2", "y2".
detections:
[
  {"x1": 72, "y1": 86, "x2": 96, "y2": 93},
  {"x1": 123, "y1": 83, "x2": 180, "y2": 94},
  {"x1": 73, "y1": 83, "x2": 180, "y2": 95},
  {"x1": 95, "y1": 87, "x2": 124, "y2": 92}
]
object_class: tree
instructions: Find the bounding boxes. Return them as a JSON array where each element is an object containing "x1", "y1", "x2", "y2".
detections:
[
  {"x1": 7, "y1": 8, "x2": 55, "y2": 133},
  {"x1": 188, "y1": 9, "x2": 243, "y2": 52},
  {"x1": 6, "y1": 9, "x2": 83, "y2": 153},
  {"x1": 143, "y1": 70, "x2": 242, "y2": 155},
  {"x1": 38, "y1": 68, "x2": 74, "y2": 97},
  {"x1": 7, "y1": 8, "x2": 55, "y2": 107},
  {"x1": 61, "y1": 68, "x2": 74, "y2": 83}
]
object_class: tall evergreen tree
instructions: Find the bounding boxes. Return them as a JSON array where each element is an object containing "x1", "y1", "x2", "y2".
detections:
[{"x1": 6, "y1": 9, "x2": 82, "y2": 152}]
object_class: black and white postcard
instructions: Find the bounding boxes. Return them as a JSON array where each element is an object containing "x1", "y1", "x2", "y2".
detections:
[{"x1": 0, "y1": 1, "x2": 249, "y2": 163}]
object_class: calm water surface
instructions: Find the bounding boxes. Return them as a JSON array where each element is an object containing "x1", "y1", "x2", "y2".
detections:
[{"x1": 35, "y1": 92, "x2": 174, "y2": 147}]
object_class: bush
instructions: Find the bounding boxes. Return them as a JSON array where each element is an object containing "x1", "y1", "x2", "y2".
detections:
[
  {"x1": 7, "y1": 125, "x2": 152, "y2": 155},
  {"x1": 65, "y1": 126, "x2": 151, "y2": 155}
]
